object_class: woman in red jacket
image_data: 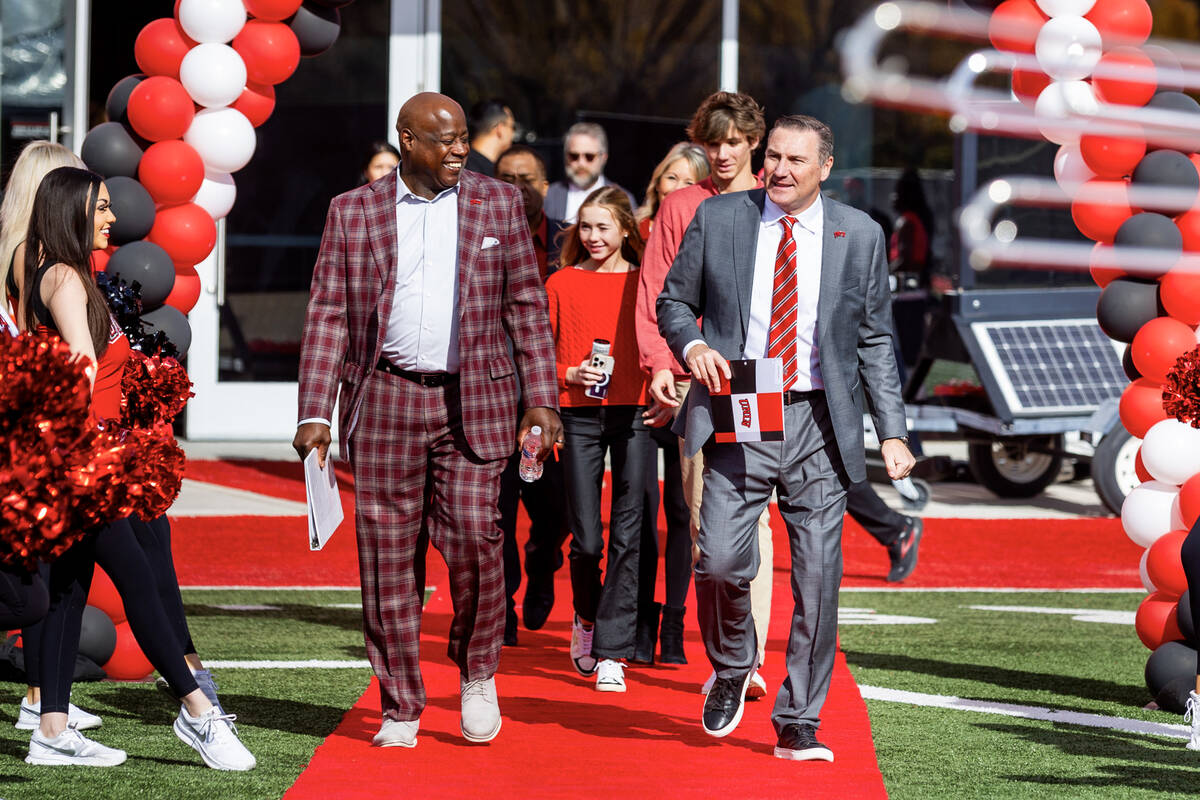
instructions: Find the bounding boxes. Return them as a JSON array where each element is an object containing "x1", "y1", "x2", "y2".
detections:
[{"x1": 547, "y1": 187, "x2": 654, "y2": 694}]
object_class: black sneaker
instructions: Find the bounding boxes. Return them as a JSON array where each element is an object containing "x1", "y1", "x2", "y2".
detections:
[
  {"x1": 774, "y1": 723, "x2": 834, "y2": 761},
  {"x1": 701, "y1": 670, "x2": 751, "y2": 737},
  {"x1": 522, "y1": 571, "x2": 555, "y2": 631},
  {"x1": 886, "y1": 517, "x2": 923, "y2": 583}
]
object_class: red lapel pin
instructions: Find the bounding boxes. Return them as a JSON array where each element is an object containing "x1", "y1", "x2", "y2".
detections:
[
  {"x1": 470, "y1": 198, "x2": 483, "y2": 205},
  {"x1": 834, "y1": 230, "x2": 846, "y2": 238}
]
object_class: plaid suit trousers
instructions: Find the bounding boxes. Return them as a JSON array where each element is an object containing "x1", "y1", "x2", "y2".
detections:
[{"x1": 351, "y1": 369, "x2": 507, "y2": 721}]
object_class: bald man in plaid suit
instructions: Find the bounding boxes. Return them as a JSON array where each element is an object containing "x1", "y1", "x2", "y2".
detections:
[{"x1": 294, "y1": 93, "x2": 561, "y2": 748}]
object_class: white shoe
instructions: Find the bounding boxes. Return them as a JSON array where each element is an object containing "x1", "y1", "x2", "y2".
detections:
[
  {"x1": 701, "y1": 669, "x2": 766, "y2": 699},
  {"x1": 595, "y1": 659, "x2": 626, "y2": 692},
  {"x1": 25, "y1": 725, "x2": 126, "y2": 766},
  {"x1": 174, "y1": 706, "x2": 256, "y2": 771},
  {"x1": 1186, "y1": 691, "x2": 1200, "y2": 751},
  {"x1": 460, "y1": 676, "x2": 501, "y2": 743},
  {"x1": 16, "y1": 698, "x2": 102, "y2": 731},
  {"x1": 570, "y1": 615, "x2": 597, "y2": 676},
  {"x1": 373, "y1": 717, "x2": 418, "y2": 747}
]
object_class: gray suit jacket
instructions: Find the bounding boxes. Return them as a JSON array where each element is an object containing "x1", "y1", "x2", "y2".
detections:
[
  {"x1": 545, "y1": 179, "x2": 636, "y2": 222},
  {"x1": 656, "y1": 189, "x2": 907, "y2": 483}
]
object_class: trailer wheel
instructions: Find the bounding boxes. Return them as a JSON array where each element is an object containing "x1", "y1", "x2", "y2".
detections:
[
  {"x1": 1092, "y1": 425, "x2": 1140, "y2": 516},
  {"x1": 967, "y1": 435, "x2": 1063, "y2": 498}
]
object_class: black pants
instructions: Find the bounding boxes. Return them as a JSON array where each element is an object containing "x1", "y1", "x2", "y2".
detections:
[
  {"x1": 0, "y1": 563, "x2": 48, "y2": 630},
  {"x1": 35, "y1": 516, "x2": 199, "y2": 714},
  {"x1": 637, "y1": 423, "x2": 692, "y2": 611},
  {"x1": 562, "y1": 406, "x2": 653, "y2": 659},
  {"x1": 498, "y1": 446, "x2": 571, "y2": 622},
  {"x1": 1182, "y1": 518, "x2": 1200, "y2": 673},
  {"x1": 845, "y1": 479, "x2": 907, "y2": 546}
]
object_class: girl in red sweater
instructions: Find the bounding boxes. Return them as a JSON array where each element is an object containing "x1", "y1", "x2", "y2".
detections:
[{"x1": 546, "y1": 187, "x2": 653, "y2": 693}]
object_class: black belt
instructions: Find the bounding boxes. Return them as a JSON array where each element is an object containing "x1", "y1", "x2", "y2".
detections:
[
  {"x1": 783, "y1": 389, "x2": 824, "y2": 406},
  {"x1": 375, "y1": 358, "x2": 458, "y2": 386}
]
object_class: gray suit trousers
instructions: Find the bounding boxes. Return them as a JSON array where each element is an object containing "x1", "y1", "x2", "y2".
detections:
[{"x1": 695, "y1": 393, "x2": 848, "y2": 734}]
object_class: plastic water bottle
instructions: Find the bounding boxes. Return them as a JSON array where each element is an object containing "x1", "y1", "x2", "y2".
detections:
[{"x1": 519, "y1": 425, "x2": 544, "y2": 482}]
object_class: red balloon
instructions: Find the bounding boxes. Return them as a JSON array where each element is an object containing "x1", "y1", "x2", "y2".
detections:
[
  {"x1": 1119, "y1": 377, "x2": 1167, "y2": 438},
  {"x1": 1147, "y1": 529, "x2": 1189, "y2": 598},
  {"x1": 232, "y1": 21, "x2": 301, "y2": 86},
  {"x1": 1131, "y1": 316, "x2": 1198, "y2": 384},
  {"x1": 1086, "y1": 0, "x2": 1153, "y2": 49},
  {"x1": 127, "y1": 76, "x2": 195, "y2": 142},
  {"x1": 1092, "y1": 47, "x2": 1157, "y2": 106},
  {"x1": 147, "y1": 202, "x2": 217, "y2": 265},
  {"x1": 1180, "y1": 472, "x2": 1200, "y2": 528},
  {"x1": 165, "y1": 266, "x2": 202, "y2": 314},
  {"x1": 1160, "y1": 265, "x2": 1200, "y2": 326},
  {"x1": 86, "y1": 566, "x2": 126, "y2": 625},
  {"x1": 1177, "y1": 203, "x2": 1200, "y2": 252},
  {"x1": 134, "y1": 18, "x2": 196, "y2": 80},
  {"x1": 1135, "y1": 591, "x2": 1183, "y2": 649},
  {"x1": 103, "y1": 622, "x2": 154, "y2": 680},
  {"x1": 1079, "y1": 131, "x2": 1146, "y2": 179},
  {"x1": 989, "y1": 0, "x2": 1047, "y2": 54},
  {"x1": 138, "y1": 140, "x2": 205, "y2": 205},
  {"x1": 1135, "y1": 446, "x2": 1153, "y2": 483},
  {"x1": 1012, "y1": 68, "x2": 1051, "y2": 106},
  {"x1": 1089, "y1": 243, "x2": 1125, "y2": 287},
  {"x1": 1071, "y1": 179, "x2": 1133, "y2": 244},
  {"x1": 232, "y1": 81, "x2": 276, "y2": 128},
  {"x1": 244, "y1": 0, "x2": 303, "y2": 21}
]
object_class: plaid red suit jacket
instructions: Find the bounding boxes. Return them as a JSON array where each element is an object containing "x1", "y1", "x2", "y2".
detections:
[{"x1": 297, "y1": 169, "x2": 559, "y2": 462}]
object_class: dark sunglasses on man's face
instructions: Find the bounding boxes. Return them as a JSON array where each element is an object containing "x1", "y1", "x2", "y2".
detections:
[{"x1": 566, "y1": 152, "x2": 600, "y2": 163}]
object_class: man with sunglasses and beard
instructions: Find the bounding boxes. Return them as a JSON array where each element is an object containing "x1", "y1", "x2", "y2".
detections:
[{"x1": 545, "y1": 122, "x2": 635, "y2": 225}]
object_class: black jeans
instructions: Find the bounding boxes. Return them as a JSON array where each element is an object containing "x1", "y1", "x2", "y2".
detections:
[
  {"x1": 845, "y1": 479, "x2": 907, "y2": 546},
  {"x1": 638, "y1": 423, "x2": 692, "y2": 611},
  {"x1": 497, "y1": 447, "x2": 570, "y2": 618},
  {"x1": 562, "y1": 405, "x2": 653, "y2": 659}
]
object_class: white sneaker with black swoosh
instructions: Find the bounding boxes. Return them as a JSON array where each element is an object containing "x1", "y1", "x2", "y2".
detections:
[
  {"x1": 174, "y1": 706, "x2": 256, "y2": 771},
  {"x1": 16, "y1": 698, "x2": 102, "y2": 731},
  {"x1": 25, "y1": 725, "x2": 126, "y2": 766}
]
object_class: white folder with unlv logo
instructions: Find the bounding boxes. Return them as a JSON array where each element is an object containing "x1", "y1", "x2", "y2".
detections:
[{"x1": 710, "y1": 358, "x2": 786, "y2": 444}]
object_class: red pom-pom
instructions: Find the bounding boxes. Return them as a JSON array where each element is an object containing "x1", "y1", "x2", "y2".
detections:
[
  {"x1": 118, "y1": 425, "x2": 186, "y2": 521},
  {"x1": 119, "y1": 351, "x2": 194, "y2": 430},
  {"x1": 1163, "y1": 344, "x2": 1200, "y2": 428}
]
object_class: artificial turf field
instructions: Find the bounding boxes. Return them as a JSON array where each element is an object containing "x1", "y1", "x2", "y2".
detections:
[{"x1": 0, "y1": 586, "x2": 1191, "y2": 799}]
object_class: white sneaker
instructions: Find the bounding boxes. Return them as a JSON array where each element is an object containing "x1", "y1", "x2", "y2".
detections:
[
  {"x1": 16, "y1": 698, "x2": 102, "y2": 731},
  {"x1": 174, "y1": 706, "x2": 256, "y2": 771},
  {"x1": 25, "y1": 725, "x2": 126, "y2": 766},
  {"x1": 570, "y1": 615, "x2": 597, "y2": 676},
  {"x1": 595, "y1": 659, "x2": 626, "y2": 692},
  {"x1": 1186, "y1": 691, "x2": 1200, "y2": 751},
  {"x1": 701, "y1": 669, "x2": 766, "y2": 699}
]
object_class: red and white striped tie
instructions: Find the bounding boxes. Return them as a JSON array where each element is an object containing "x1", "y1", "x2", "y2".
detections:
[{"x1": 767, "y1": 215, "x2": 799, "y2": 389}]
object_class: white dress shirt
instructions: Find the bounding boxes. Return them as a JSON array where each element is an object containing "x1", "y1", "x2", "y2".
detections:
[
  {"x1": 379, "y1": 177, "x2": 461, "y2": 372},
  {"x1": 564, "y1": 174, "x2": 609, "y2": 223},
  {"x1": 745, "y1": 194, "x2": 824, "y2": 391}
]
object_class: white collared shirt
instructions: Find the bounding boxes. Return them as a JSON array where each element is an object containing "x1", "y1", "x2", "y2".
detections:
[
  {"x1": 379, "y1": 177, "x2": 461, "y2": 373},
  {"x1": 744, "y1": 194, "x2": 825, "y2": 391},
  {"x1": 564, "y1": 174, "x2": 609, "y2": 223}
]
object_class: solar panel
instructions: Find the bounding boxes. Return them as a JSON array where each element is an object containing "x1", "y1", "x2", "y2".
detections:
[{"x1": 969, "y1": 319, "x2": 1127, "y2": 416}]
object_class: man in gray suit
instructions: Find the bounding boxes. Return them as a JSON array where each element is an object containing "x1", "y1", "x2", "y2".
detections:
[{"x1": 657, "y1": 114, "x2": 914, "y2": 761}]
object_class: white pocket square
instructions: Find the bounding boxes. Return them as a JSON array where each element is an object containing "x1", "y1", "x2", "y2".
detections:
[{"x1": 481, "y1": 236, "x2": 500, "y2": 250}]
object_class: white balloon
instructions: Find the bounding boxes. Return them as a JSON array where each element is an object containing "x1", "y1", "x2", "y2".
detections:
[
  {"x1": 1141, "y1": 419, "x2": 1200, "y2": 486},
  {"x1": 1035, "y1": 80, "x2": 1099, "y2": 145},
  {"x1": 179, "y1": 43, "x2": 246, "y2": 109},
  {"x1": 1053, "y1": 143, "x2": 1096, "y2": 192},
  {"x1": 1035, "y1": 16, "x2": 1102, "y2": 81},
  {"x1": 1036, "y1": 0, "x2": 1096, "y2": 17},
  {"x1": 178, "y1": 0, "x2": 246, "y2": 44},
  {"x1": 185, "y1": 108, "x2": 257, "y2": 174},
  {"x1": 1121, "y1": 480, "x2": 1182, "y2": 548},
  {"x1": 1139, "y1": 548, "x2": 1156, "y2": 592},
  {"x1": 193, "y1": 169, "x2": 237, "y2": 219}
]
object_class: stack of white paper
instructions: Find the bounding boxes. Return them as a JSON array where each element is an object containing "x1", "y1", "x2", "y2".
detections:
[{"x1": 303, "y1": 449, "x2": 344, "y2": 551}]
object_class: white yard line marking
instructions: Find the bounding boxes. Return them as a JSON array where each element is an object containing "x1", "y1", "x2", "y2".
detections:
[
  {"x1": 205, "y1": 660, "x2": 371, "y2": 669},
  {"x1": 209, "y1": 604, "x2": 282, "y2": 611},
  {"x1": 966, "y1": 605, "x2": 1135, "y2": 625},
  {"x1": 839, "y1": 608, "x2": 937, "y2": 625},
  {"x1": 859, "y1": 685, "x2": 1189, "y2": 740},
  {"x1": 840, "y1": 587, "x2": 1143, "y2": 593}
]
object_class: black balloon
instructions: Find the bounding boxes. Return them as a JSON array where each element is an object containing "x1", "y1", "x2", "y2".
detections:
[
  {"x1": 79, "y1": 605, "x2": 117, "y2": 665},
  {"x1": 1113, "y1": 212, "x2": 1184, "y2": 253},
  {"x1": 291, "y1": 3, "x2": 341, "y2": 57},
  {"x1": 1147, "y1": 91, "x2": 1200, "y2": 115},
  {"x1": 81, "y1": 122, "x2": 144, "y2": 179},
  {"x1": 1096, "y1": 278, "x2": 1163, "y2": 343},
  {"x1": 1180, "y1": 590, "x2": 1195, "y2": 645},
  {"x1": 105, "y1": 241, "x2": 175, "y2": 309},
  {"x1": 1155, "y1": 676, "x2": 1193, "y2": 714},
  {"x1": 1122, "y1": 344, "x2": 1142, "y2": 381},
  {"x1": 105, "y1": 74, "x2": 145, "y2": 126},
  {"x1": 105, "y1": 177, "x2": 156, "y2": 245},
  {"x1": 1146, "y1": 640, "x2": 1197, "y2": 698},
  {"x1": 1131, "y1": 151, "x2": 1200, "y2": 214},
  {"x1": 141, "y1": 305, "x2": 192, "y2": 358}
]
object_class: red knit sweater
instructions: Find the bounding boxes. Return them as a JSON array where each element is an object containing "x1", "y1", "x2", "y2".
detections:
[{"x1": 545, "y1": 266, "x2": 648, "y2": 408}]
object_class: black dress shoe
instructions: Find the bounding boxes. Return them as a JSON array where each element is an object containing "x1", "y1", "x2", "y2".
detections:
[
  {"x1": 659, "y1": 606, "x2": 687, "y2": 665},
  {"x1": 701, "y1": 670, "x2": 751, "y2": 737},
  {"x1": 774, "y1": 723, "x2": 834, "y2": 761},
  {"x1": 886, "y1": 517, "x2": 923, "y2": 583},
  {"x1": 522, "y1": 571, "x2": 555, "y2": 631}
]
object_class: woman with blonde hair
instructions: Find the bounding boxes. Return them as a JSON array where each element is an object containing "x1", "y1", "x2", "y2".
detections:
[
  {"x1": 635, "y1": 142, "x2": 709, "y2": 239},
  {"x1": 1, "y1": 141, "x2": 86, "y2": 315}
]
